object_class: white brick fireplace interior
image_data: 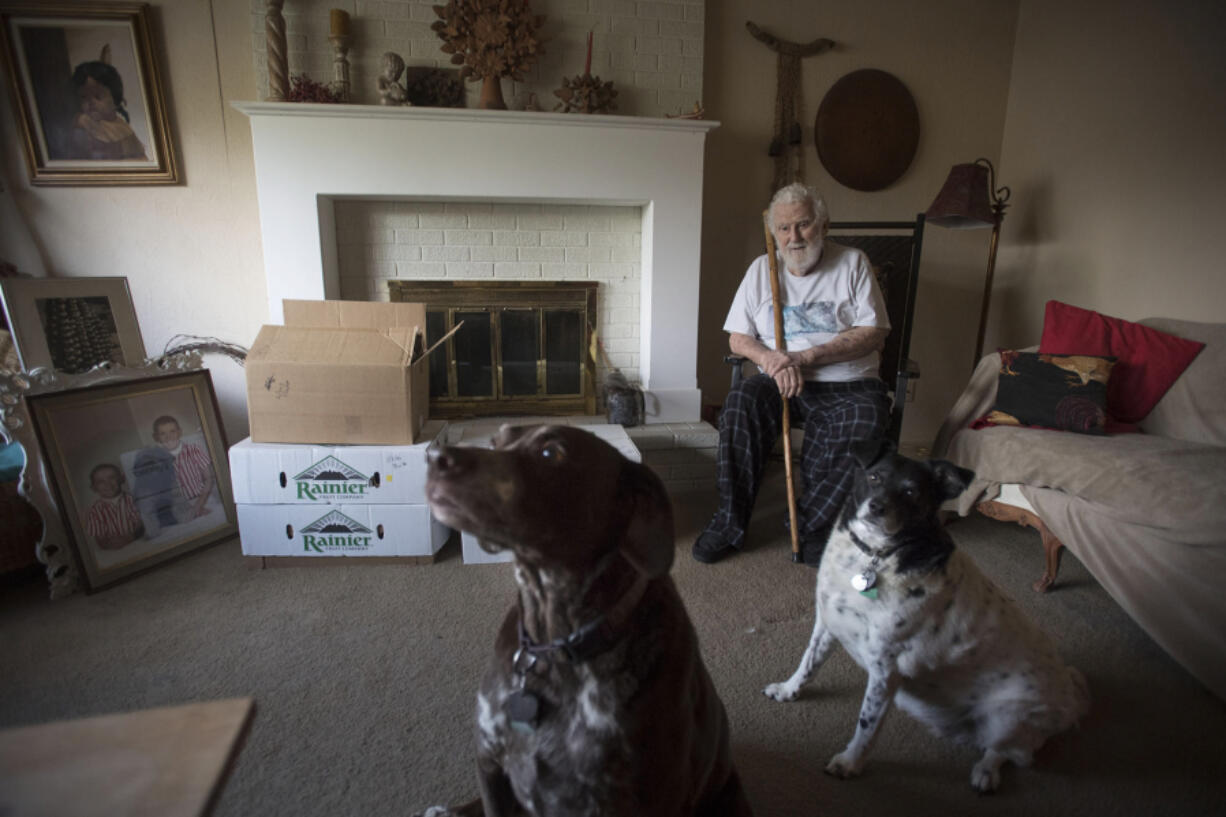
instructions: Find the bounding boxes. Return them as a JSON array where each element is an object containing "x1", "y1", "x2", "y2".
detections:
[{"x1": 237, "y1": 102, "x2": 717, "y2": 425}]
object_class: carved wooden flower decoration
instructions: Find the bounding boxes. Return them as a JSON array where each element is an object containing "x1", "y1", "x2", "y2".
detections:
[{"x1": 432, "y1": 0, "x2": 546, "y2": 82}]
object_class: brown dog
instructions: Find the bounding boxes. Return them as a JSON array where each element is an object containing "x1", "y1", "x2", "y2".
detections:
[{"x1": 419, "y1": 424, "x2": 752, "y2": 817}]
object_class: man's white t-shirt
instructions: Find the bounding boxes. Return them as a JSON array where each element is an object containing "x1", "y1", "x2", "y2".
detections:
[{"x1": 723, "y1": 241, "x2": 889, "y2": 382}]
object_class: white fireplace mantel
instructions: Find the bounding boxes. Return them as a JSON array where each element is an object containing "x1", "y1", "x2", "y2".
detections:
[{"x1": 235, "y1": 101, "x2": 718, "y2": 423}]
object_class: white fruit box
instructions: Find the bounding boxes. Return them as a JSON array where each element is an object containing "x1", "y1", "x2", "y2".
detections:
[
  {"x1": 228, "y1": 421, "x2": 447, "y2": 506},
  {"x1": 236, "y1": 503, "x2": 451, "y2": 558}
]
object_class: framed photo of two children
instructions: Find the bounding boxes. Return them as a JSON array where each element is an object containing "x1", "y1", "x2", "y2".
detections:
[
  {"x1": 0, "y1": 2, "x2": 178, "y2": 185},
  {"x1": 26, "y1": 370, "x2": 236, "y2": 592}
]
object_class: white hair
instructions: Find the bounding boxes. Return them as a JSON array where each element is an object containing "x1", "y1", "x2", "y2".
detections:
[{"x1": 768, "y1": 183, "x2": 829, "y2": 232}]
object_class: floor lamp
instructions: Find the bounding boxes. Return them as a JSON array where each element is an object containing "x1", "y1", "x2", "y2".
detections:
[{"x1": 925, "y1": 158, "x2": 1011, "y2": 368}]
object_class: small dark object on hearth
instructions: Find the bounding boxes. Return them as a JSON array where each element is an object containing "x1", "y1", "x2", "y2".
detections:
[
  {"x1": 287, "y1": 74, "x2": 342, "y2": 104},
  {"x1": 406, "y1": 67, "x2": 465, "y2": 108}
]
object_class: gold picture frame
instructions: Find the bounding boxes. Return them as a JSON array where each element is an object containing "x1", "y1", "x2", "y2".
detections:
[
  {"x1": 20, "y1": 367, "x2": 236, "y2": 593},
  {"x1": 0, "y1": 1, "x2": 178, "y2": 185},
  {"x1": 0, "y1": 276, "x2": 147, "y2": 373}
]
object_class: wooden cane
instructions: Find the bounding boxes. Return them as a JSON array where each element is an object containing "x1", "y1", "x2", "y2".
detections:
[{"x1": 763, "y1": 210, "x2": 801, "y2": 562}]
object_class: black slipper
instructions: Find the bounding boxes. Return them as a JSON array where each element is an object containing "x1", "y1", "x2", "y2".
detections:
[{"x1": 692, "y1": 531, "x2": 737, "y2": 564}]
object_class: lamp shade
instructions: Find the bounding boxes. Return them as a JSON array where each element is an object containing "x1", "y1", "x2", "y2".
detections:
[{"x1": 925, "y1": 162, "x2": 996, "y2": 229}]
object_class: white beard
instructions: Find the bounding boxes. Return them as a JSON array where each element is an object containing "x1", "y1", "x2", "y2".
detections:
[{"x1": 782, "y1": 240, "x2": 823, "y2": 274}]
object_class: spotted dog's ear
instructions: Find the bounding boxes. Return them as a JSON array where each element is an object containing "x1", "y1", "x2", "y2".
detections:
[
  {"x1": 928, "y1": 459, "x2": 975, "y2": 501},
  {"x1": 617, "y1": 461, "x2": 675, "y2": 578},
  {"x1": 850, "y1": 438, "x2": 894, "y2": 470}
]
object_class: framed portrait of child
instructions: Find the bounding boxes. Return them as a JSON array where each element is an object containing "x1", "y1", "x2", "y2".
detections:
[
  {"x1": 0, "y1": 2, "x2": 179, "y2": 185},
  {"x1": 23, "y1": 369, "x2": 235, "y2": 592}
]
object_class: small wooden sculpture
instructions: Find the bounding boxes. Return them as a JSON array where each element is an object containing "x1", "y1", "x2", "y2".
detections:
[
  {"x1": 746, "y1": 21, "x2": 835, "y2": 191},
  {"x1": 666, "y1": 102, "x2": 706, "y2": 119}
]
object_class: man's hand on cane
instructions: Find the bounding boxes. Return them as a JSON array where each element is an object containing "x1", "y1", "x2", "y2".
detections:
[{"x1": 768, "y1": 359, "x2": 806, "y2": 398}]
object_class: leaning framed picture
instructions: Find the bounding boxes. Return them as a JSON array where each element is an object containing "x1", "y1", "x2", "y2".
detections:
[
  {"x1": 0, "y1": 2, "x2": 179, "y2": 185},
  {"x1": 0, "y1": 276, "x2": 147, "y2": 374},
  {"x1": 25, "y1": 369, "x2": 236, "y2": 592}
]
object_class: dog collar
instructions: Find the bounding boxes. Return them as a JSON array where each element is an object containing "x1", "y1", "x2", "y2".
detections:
[
  {"x1": 846, "y1": 527, "x2": 903, "y2": 599},
  {"x1": 515, "y1": 572, "x2": 649, "y2": 667},
  {"x1": 505, "y1": 564, "x2": 650, "y2": 733},
  {"x1": 847, "y1": 527, "x2": 902, "y2": 561}
]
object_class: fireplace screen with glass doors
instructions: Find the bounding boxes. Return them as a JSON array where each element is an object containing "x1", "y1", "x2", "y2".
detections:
[{"x1": 388, "y1": 281, "x2": 598, "y2": 418}]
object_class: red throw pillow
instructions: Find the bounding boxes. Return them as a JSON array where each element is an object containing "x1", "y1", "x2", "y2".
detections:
[{"x1": 1038, "y1": 300, "x2": 1204, "y2": 424}]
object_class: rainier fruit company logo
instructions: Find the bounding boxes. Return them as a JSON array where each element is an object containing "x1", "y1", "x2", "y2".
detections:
[
  {"x1": 300, "y1": 511, "x2": 374, "y2": 553},
  {"x1": 293, "y1": 456, "x2": 370, "y2": 501}
]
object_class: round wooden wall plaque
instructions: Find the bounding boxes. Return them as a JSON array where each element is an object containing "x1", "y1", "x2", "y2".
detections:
[{"x1": 815, "y1": 68, "x2": 919, "y2": 192}]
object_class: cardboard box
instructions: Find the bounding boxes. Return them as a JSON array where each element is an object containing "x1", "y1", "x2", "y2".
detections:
[
  {"x1": 245, "y1": 300, "x2": 456, "y2": 445},
  {"x1": 228, "y1": 421, "x2": 446, "y2": 505},
  {"x1": 236, "y1": 502, "x2": 451, "y2": 558}
]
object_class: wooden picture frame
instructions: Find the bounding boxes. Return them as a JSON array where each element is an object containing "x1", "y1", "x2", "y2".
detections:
[
  {"x1": 20, "y1": 367, "x2": 236, "y2": 593},
  {"x1": 0, "y1": 276, "x2": 147, "y2": 374},
  {"x1": 0, "y1": 2, "x2": 178, "y2": 185}
]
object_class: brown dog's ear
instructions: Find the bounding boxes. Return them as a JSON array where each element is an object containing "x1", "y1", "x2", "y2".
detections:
[
  {"x1": 492, "y1": 423, "x2": 534, "y2": 449},
  {"x1": 928, "y1": 459, "x2": 975, "y2": 501},
  {"x1": 618, "y1": 462, "x2": 675, "y2": 578},
  {"x1": 850, "y1": 438, "x2": 894, "y2": 469}
]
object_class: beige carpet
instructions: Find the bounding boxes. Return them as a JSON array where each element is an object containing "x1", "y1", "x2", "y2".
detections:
[{"x1": 2, "y1": 471, "x2": 1223, "y2": 816}]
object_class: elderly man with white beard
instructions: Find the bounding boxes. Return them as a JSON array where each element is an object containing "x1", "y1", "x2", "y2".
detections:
[{"x1": 693, "y1": 182, "x2": 893, "y2": 566}]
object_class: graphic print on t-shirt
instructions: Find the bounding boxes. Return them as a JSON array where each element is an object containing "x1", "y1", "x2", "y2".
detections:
[{"x1": 783, "y1": 302, "x2": 838, "y2": 340}]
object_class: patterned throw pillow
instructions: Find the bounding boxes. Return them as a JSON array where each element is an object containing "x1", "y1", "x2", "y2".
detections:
[
  {"x1": 982, "y1": 350, "x2": 1116, "y2": 435},
  {"x1": 1038, "y1": 300, "x2": 1204, "y2": 425}
]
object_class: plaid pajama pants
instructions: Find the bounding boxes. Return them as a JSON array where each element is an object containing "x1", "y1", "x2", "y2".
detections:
[{"x1": 706, "y1": 373, "x2": 891, "y2": 549}]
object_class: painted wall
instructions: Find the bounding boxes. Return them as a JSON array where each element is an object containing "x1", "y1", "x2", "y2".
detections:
[
  {"x1": 991, "y1": 0, "x2": 1226, "y2": 350},
  {"x1": 697, "y1": 0, "x2": 1020, "y2": 447}
]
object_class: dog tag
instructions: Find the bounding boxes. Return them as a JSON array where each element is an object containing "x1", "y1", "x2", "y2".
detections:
[
  {"x1": 851, "y1": 569, "x2": 877, "y2": 593},
  {"x1": 506, "y1": 690, "x2": 539, "y2": 734}
]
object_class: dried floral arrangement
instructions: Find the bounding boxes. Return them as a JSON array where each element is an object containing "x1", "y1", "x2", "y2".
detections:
[
  {"x1": 554, "y1": 74, "x2": 617, "y2": 114},
  {"x1": 287, "y1": 74, "x2": 342, "y2": 104},
  {"x1": 431, "y1": 0, "x2": 546, "y2": 108},
  {"x1": 406, "y1": 67, "x2": 466, "y2": 108},
  {"x1": 554, "y1": 32, "x2": 617, "y2": 114}
]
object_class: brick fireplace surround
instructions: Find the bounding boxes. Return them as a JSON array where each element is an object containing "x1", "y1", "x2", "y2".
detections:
[{"x1": 237, "y1": 102, "x2": 720, "y2": 491}]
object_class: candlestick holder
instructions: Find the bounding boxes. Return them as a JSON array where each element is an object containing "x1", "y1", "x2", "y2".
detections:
[{"x1": 330, "y1": 34, "x2": 351, "y2": 103}]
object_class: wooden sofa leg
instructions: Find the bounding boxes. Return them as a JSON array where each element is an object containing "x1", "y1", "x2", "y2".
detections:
[{"x1": 974, "y1": 500, "x2": 1065, "y2": 593}]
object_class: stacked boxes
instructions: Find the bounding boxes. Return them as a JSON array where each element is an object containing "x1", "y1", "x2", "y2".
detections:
[
  {"x1": 233, "y1": 300, "x2": 454, "y2": 562},
  {"x1": 228, "y1": 421, "x2": 451, "y2": 561}
]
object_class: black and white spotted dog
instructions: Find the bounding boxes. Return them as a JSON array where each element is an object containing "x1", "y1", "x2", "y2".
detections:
[{"x1": 764, "y1": 440, "x2": 1089, "y2": 792}]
